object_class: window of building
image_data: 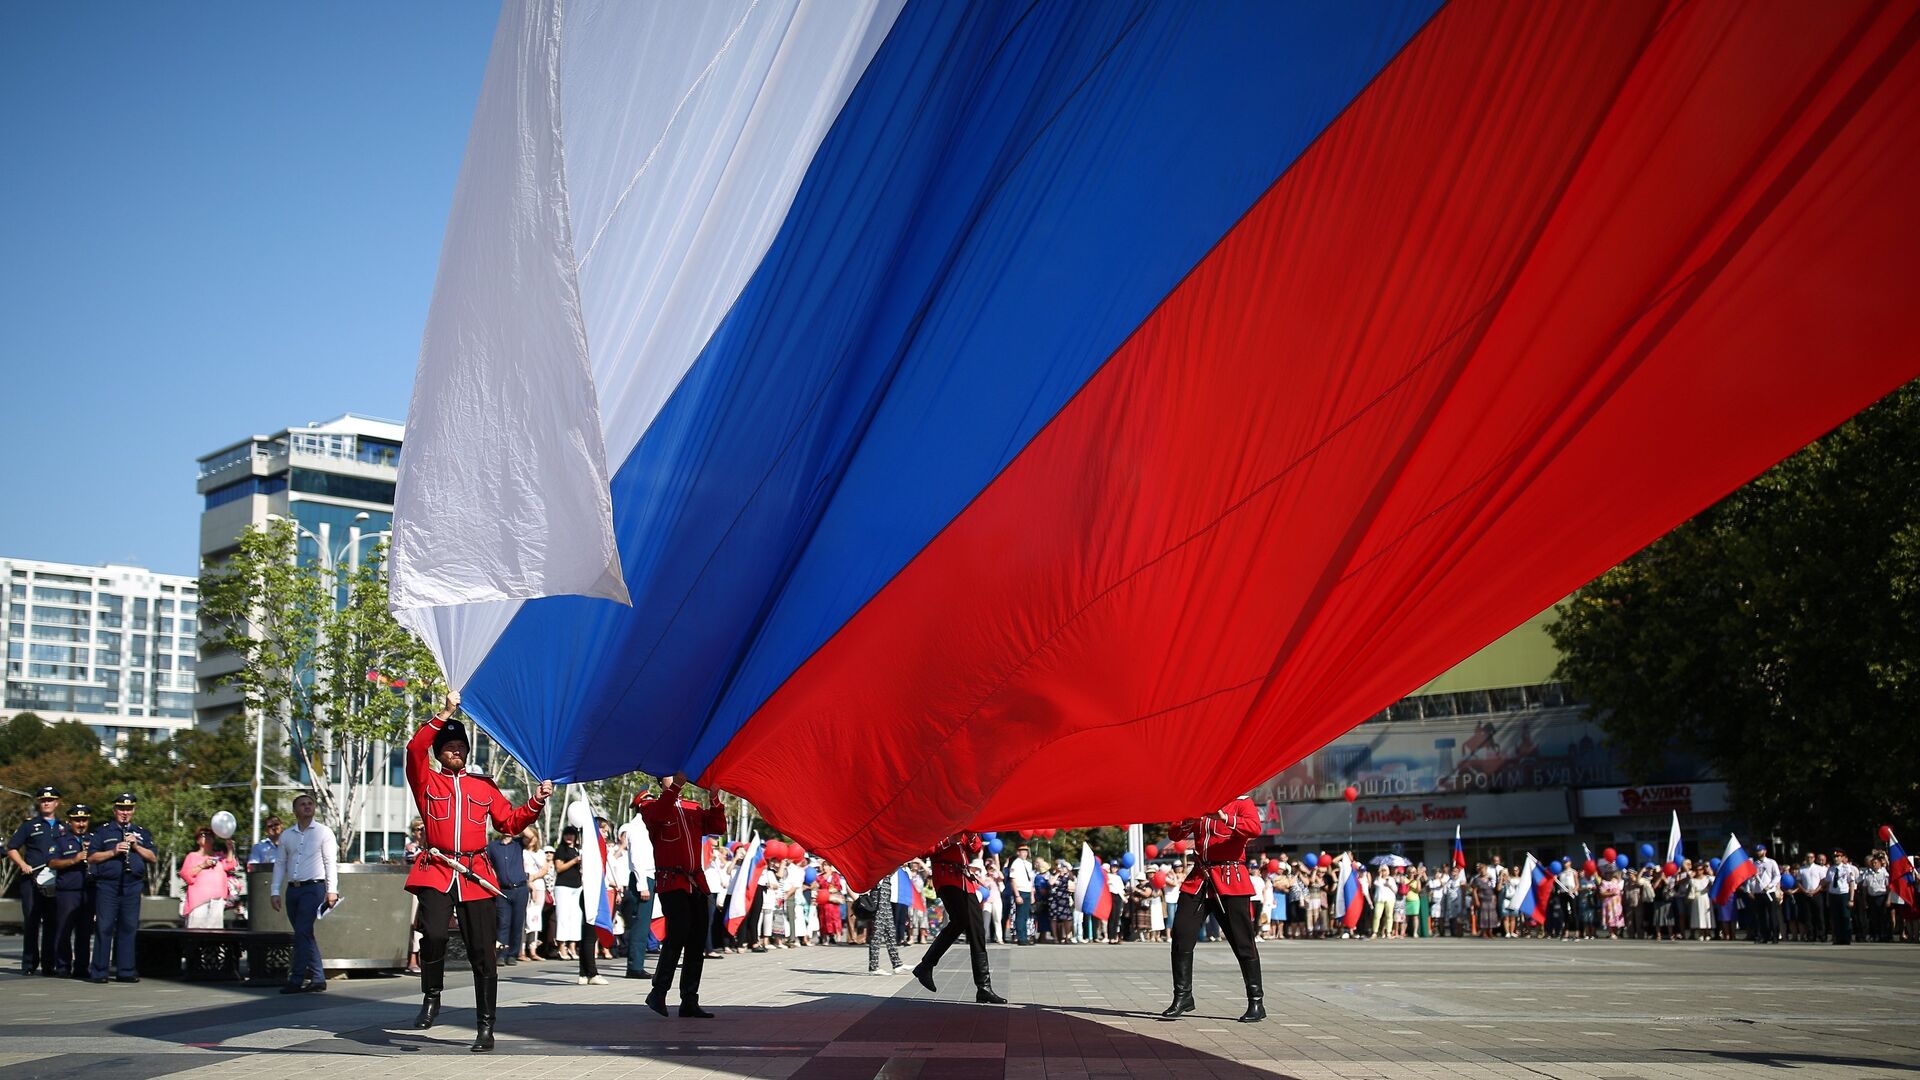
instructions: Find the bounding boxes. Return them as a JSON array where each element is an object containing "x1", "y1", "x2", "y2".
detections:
[
  {"x1": 30, "y1": 625, "x2": 87, "y2": 643},
  {"x1": 96, "y1": 631, "x2": 120, "y2": 649},
  {"x1": 7, "y1": 603, "x2": 22, "y2": 619},
  {"x1": 8, "y1": 584, "x2": 25, "y2": 599},
  {"x1": 29, "y1": 643, "x2": 83, "y2": 662},
  {"x1": 180, "y1": 600, "x2": 197, "y2": 614},
  {"x1": 32, "y1": 586, "x2": 90, "y2": 605},
  {"x1": 289, "y1": 467, "x2": 396, "y2": 505},
  {"x1": 159, "y1": 616, "x2": 174, "y2": 632},
  {"x1": 32, "y1": 606, "x2": 90, "y2": 626},
  {"x1": 158, "y1": 598, "x2": 174, "y2": 613},
  {"x1": 98, "y1": 594, "x2": 123, "y2": 613},
  {"x1": 203, "y1": 473, "x2": 289, "y2": 511},
  {"x1": 155, "y1": 653, "x2": 172, "y2": 670}
]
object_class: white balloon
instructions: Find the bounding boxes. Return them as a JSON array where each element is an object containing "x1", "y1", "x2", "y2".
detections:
[{"x1": 210, "y1": 810, "x2": 238, "y2": 839}]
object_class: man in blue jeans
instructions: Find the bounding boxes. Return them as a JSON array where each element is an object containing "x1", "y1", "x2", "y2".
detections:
[
  {"x1": 270, "y1": 793, "x2": 338, "y2": 993},
  {"x1": 488, "y1": 829, "x2": 529, "y2": 966}
]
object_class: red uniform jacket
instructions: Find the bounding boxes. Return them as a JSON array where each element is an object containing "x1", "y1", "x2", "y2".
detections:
[
  {"x1": 642, "y1": 780, "x2": 726, "y2": 894},
  {"x1": 928, "y1": 833, "x2": 983, "y2": 892},
  {"x1": 404, "y1": 713, "x2": 545, "y2": 901},
  {"x1": 1169, "y1": 797, "x2": 1262, "y2": 897}
]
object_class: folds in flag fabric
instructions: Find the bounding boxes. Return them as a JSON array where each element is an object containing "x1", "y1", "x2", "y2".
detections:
[
  {"x1": 567, "y1": 799, "x2": 616, "y2": 947},
  {"x1": 1452, "y1": 826, "x2": 1467, "y2": 870},
  {"x1": 1884, "y1": 826, "x2": 1917, "y2": 915},
  {"x1": 1667, "y1": 811, "x2": 1685, "y2": 867},
  {"x1": 895, "y1": 867, "x2": 926, "y2": 916},
  {"x1": 1516, "y1": 853, "x2": 1545, "y2": 926},
  {"x1": 725, "y1": 835, "x2": 765, "y2": 936},
  {"x1": 394, "y1": 0, "x2": 1920, "y2": 888},
  {"x1": 1074, "y1": 844, "x2": 1111, "y2": 922},
  {"x1": 1714, "y1": 834, "x2": 1756, "y2": 916},
  {"x1": 1337, "y1": 854, "x2": 1364, "y2": 930}
]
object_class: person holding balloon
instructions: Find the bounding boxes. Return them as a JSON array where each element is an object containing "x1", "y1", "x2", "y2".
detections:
[
  {"x1": 1161, "y1": 793, "x2": 1265, "y2": 1023},
  {"x1": 179, "y1": 824, "x2": 239, "y2": 928}
]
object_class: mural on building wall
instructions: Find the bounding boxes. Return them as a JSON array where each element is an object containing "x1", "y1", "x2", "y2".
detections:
[{"x1": 1254, "y1": 709, "x2": 1711, "y2": 805}]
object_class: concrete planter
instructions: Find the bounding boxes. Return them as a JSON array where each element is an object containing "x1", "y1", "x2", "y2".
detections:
[{"x1": 246, "y1": 863, "x2": 412, "y2": 971}]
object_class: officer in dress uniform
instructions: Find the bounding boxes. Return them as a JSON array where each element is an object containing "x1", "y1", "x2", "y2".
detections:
[
  {"x1": 911, "y1": 831, "x2": 1008, "y2": 1004},
  {"x1": 87, "y1": 791, "x2": 156, "y2": 983},
  {"x1": 1162, "y1": 793, "x2": 1265, "y2": 1022},
  {"x1": 404, "y1": 691, "x2": 552, "y2": 1053},
  {"x1": 49, "y1": 805, "x2": 95, "y2": 978},
  {"x1": 5, "y1": 784, "x2": 65, "y2": 975},
  {"x1": 641, "y1": 772, "x2": 727, "y2": 1018}
]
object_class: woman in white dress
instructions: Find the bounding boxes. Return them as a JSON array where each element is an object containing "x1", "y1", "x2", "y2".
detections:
[
  {"x1": 1149, "y1": 872, "x2": 1167, "y2": 941},
  {"x1": 521, "y1": 827, "x2": 550, "y2": 961},
  {"x1": 1688, "y1": 865, "x2": 1717, "y2": 939}
]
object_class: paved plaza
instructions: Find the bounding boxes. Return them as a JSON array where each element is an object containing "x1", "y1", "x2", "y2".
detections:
[{"x1": 1, "y1": 934, "x2": 1915, "y2": 1080}]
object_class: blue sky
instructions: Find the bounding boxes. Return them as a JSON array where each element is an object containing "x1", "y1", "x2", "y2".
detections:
[{"x1": 0, "y1": 4, "x2": 498, "y2": 576}]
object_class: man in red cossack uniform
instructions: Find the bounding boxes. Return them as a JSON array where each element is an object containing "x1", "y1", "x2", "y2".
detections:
[
  {"x1": 1163, "y1": 793, "x2": 1264, "y2": 1023},
  {"x1": 404, "y1": 691, "x2": 552, "y2": 1052},
  {"x1": 642, "y1": 772, "x2": 727, "y2": 1018},
  {"x1": 910, "y1": 831, "x2": 1008, "y2": 1004}
]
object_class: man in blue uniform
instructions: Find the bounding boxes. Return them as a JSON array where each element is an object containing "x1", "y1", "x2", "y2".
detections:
[
  {"x1": 487, "y1": 828, "x2": 529, "y2": 967},
  {"x1": 5, "y1": 784, "x2": 66, "y2": 975},
  {"x1": 49, "y1": 805, "x2": 95, "y2": 978},
  {"x1": 87, "y1": 791, "x2": 156, "y2": 983}
]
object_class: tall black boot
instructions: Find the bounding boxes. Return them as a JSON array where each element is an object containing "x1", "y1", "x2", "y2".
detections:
[
  {"x1": 413, "y1": 991, "x2": 441, "y2": 1030},
  {"x1": 1236, "y1": 974, "x2": 1265, "y2": 1023},
  {"x1": 970, "y1": 945, "x2": 1006, "y2": 1004},
  {"x1": 1160, "y1": 949, "x2": 1195, "y2": 1018},
  {"x1": 471, "y1": 977, "x2": 496, "y2": 1052}
]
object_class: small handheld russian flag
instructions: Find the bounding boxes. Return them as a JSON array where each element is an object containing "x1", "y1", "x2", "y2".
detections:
[
  {"x1": 1713, "y1": 833, "x2": 1756, "y2": 917},
  {"x1": 1337, "y1": 854, "x2": 1364, "y2": 930},
  {"x1": 1666, "y1": 810, "x2": 1684, "y2": 867},
  {"x1": 1452, "y1": 825, "x2": 1466, "y2": 869},
  {"x1": 1883, "y1": 825, "x2": 1915, "y2": 912}
]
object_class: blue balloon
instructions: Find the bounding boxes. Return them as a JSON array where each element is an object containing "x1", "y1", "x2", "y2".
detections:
[
  {"x1": 1548, "y1": 860, "x2": 1563, "y2": 874},
  {"x1": 804, "y1": 867, "x2": 819, "y2": 885},
  {"x1": 982, "y1": 832, "x2": 998, "y2": 841},
  {"x1": 1120, "y1": 852, "x2": 1136, "y2": 868},
  {"x1": 1303, "y1": 853, "x2": 1319, "y2": 868},
  {"x1": 1780, "y1": 873, "x2": 1796, "y2": 890},
  {"x1": 988, "y1": 838, "x2": 1004, "y2": 854},
  {"x1": 1639, "y1": 842, "x2": 1657, "y2": 860},
  {"x1": 1615, "y1": 854, "x2": 1629, "y2": 869},
  {"x1": 1710, "y1": 857, "x2": 1723, "y2": 874},
  {"x1": 1118, "y1": 867, "x2": 1132, "y2": 881}
]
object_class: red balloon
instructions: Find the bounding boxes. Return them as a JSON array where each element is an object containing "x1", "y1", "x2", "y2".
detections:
[
  {"x1": 1150, "y1": 870, "x2": 1167, "y2": 890},
  {"x1": 1177, "y1": 840, "x2": 1194, "y2": 854},
  {"x1": 1582, "y1": 859, "x2": 1598, "y2": 874},
  {"x1": 1045, "y1": 829, "x2": 1058, "y2": 839},
  {"x1": 1601, "y1": 847, "x2": 1617, "y2": 862},
  {"x1": 1264, "y1": 858, "x2": 1281, "y2": 874},
  {"x1": 1019, "y1": 830, "x2": 1034, "y2": 839},
  {"x1": 1663, "y1": 861, "x2": 1680, "y2": 877},
  {"x1": 1880, "y1": 825, "x2": 1895, "y2": 842},
  {"x1": 1342, "y1": 785, "x2": 1358, "y2": 802},
  {"x1": 1145, "y1": 844, "x2": 1159, "y2": 859}
]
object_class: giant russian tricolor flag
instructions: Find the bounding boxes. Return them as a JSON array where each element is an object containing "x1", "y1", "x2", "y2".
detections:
[
  {"x1": 392, "y1": 0, "x2": 1920, "y2": 888},
  {"x1": 1714, "y1": 834, "x2": 1757, "y2": 916}
]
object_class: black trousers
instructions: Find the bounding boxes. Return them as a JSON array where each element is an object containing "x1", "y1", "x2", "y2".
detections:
[
  {"x1": 1748, "y1": 892, "x2": 1779, "y2": 942},
  {"x1": 1829, "y1": 891, "x2": 1854, "y2": 945},
  {"x1": 922, "y1": 885, "x2": 992, "y2": 988},
  {"x1": 1171, "y1": 886, "x2": 1261, "y2": 994},
  {"x1": 54, "y1": 890, "x2": 92, "y2": 975},
  {"x1": 652, "y1": 890, "x2": 708, "y2": 1001},
  {"x1": 19, "y1": 885, "x2": 56, "y2": 973},
  {"x1": 414, "y1": 886, "x2": 497, "y2": 994},
  {"x1": 1805, "y1": 889, "x2": 1827, "y2": 940}
]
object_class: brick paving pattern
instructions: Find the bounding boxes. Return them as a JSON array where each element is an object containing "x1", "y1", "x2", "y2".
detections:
[{"x1": 1, "y1": 934, "x2": 1915, "y2": 1079}]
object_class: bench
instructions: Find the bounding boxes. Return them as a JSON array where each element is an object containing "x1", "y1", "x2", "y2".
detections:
[{"x1": 136, "y1": 928, "x2": 295, "y2": 984}]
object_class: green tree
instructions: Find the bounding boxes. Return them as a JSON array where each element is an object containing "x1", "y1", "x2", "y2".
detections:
[
  {"x1": 114, "y1": 720, "x2": 273, "y2": 892},
  {"x1": 1548, "y1": 380, "x2": 1920, "y2": 847},
  {"x1": 200, "y1": 521, "x2": 448, "y2": 860}
]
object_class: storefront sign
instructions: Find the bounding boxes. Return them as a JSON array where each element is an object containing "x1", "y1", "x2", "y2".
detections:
[
  {"x1": 1266, "y1": 789, "x2": 1571, "y2": 840},
  {"x1": 1577, "y1": 782, "x2": 1729, "y2": 817}
]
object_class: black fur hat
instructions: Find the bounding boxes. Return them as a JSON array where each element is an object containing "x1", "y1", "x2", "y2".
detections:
[{"x1": 432, "y1": 717, "x2": 470, "y2": 755}]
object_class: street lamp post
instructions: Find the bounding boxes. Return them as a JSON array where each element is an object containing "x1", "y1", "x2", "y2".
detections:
[{"x1": 250, "y1": 512, "x2": 391, "y2": 848}]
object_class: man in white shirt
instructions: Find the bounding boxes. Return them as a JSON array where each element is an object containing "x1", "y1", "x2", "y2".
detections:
[
  {"x1": 619, "y1": 796, "x2": 655, "y2": 978},
  {"x1": 1009, "y1": 845, "x2": 1036, "y2": 946},
  {"x1": 1746, "y1": 843, "x2": 1782, "y2": 943},
  {"x1": 269, "y1": 793, "x2": 338, "y2": 993},
  {"x1": 1799, "y1": 855, "x2": 1827, "y2": 942}
]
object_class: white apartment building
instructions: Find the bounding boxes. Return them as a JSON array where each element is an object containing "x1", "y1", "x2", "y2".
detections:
[{"x1": 2, "y1": 557, "x2": 200, "y2": 752}]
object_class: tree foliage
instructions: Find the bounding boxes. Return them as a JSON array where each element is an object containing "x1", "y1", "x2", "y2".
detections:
[{"x1": 1548, "y1": 380, "x2": 1920, "y2": 847}]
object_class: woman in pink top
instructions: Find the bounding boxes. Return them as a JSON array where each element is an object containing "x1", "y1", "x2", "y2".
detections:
[
  {"x1": 1599, "y1": 868, "x2": 1625, "y2": 938},
  {"x1": 180, "y1": 828, "x2": 238, "y2": 929}
]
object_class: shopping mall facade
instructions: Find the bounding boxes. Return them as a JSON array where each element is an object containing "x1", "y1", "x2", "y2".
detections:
[{"x1": 1251, "y1": 605, "x2": 1729, "y2": 871}]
